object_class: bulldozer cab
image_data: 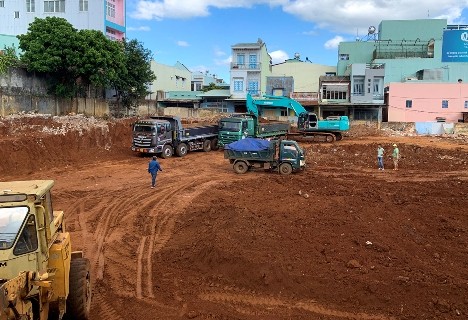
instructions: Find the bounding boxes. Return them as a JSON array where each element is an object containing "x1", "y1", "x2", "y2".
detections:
[
  {"x1": 0, "y1": 181, "x2": 56, "y2": 280},
  {"x1": 0, "y1": 180, "x2": 91, "y2": 320}
]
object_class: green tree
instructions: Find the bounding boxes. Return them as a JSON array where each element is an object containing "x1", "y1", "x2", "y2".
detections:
[
  {"x1": 17, "y1": 17, "x2": 81, "y2": 97},
  {"x1": 74, "y1": 29, "x2": 125, "y2": 90},
  {"x1": 111, "y1": 38, "x2": 156, "y2": 114},
  {"x1": 17, "y1": 17, "x2": 125, "y2": 98},
  {"x1": 0, "y1": 46, "x2": 20, "y2": 75},
  {"x1": 202, "y1": 82, "x2": 224, "y2": 92}
]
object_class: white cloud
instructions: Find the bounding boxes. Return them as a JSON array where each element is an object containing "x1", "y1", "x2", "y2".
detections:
[
  {"x1": 281, "y1": 0, "x2": 468, "y2": 35},
  {"x1": 177, "y1": 40, "x2": 190, "y2": 47},
  {"x1": 324, "y1": 36, "x2": 345, "y2": 49},
  {"x1": 215, "y1": 56, "x2": 232, "y2": 66},
  {"x1": 131, "y1": 1, "x2": 468, "y2": 35},
  {"x1": 126, "y1": 26, "x2": 151, "y2": 31},
  {"x1": 270, "y1": 50, "x2": 289, "y2": 64},
  {"x1": 214, "y1": 46, "x2": 226, "y2": 57}
]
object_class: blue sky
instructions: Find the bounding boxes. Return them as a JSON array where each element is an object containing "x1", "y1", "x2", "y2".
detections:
[{"x1": 125, "y1": 0, "x2": 468, "y2": 82}]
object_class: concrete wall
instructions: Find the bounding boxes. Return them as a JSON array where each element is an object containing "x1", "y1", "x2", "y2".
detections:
[
  {"x1": 1, "y1": 67, "x2": 109, "y2": 116},
  {"x1": 1, "y1": 95, "x2": 109, "y2": 117}
]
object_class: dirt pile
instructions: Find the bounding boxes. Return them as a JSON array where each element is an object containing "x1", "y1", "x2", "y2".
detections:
[
  {"x1": 1, "y1": 114, "x2": 467, "y2": 319},
  {"x1": 0, "y1": 114, "x2": 135, "y2": 177}
]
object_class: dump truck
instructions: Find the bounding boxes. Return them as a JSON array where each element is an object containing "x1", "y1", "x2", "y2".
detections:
[
  {"x1": 224, "y1": 138, "x2": 305, "y2": 175},
  {"x1": 132, "y1": 116, "x2": 219, "y2": 158},
  {"x1": 240, "y1": 94, "x2": 349, "y2": 143},
  {"x1": 218, "y1": 114, "x2": 290, "y2": 147},
  {"x1": 0, "y1": 180, "x2": 91, "y2": 320}
]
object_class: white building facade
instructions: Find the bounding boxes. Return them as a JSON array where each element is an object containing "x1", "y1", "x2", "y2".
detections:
[{"x1": 0, "y1": 0, "x2": 125, "y2": 40}]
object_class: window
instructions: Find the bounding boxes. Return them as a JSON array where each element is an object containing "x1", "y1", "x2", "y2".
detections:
[
  {"x1": 79, "y1": 0, "x2": 88, "y2": 11},
  {"x1": 373, "y1": 77, "x2": 383, "y2": 98},
  {"x1": 353, "y1": 77, "x2": 364, "y2": 95},
  {"x1": 249, "y1": 54, "x2": 257, "y2": 69},
  {"x1": 280, "y1": 110, "x2": 288, "y2": 117},
  {"x1": 233, "y1": 79, "x2": 243, "y2": 92},
  {"x1": 44, "y1": 0, "x2": 65, "y2": 12},
  {"x1": 0, "y1": 1, "x2": 4, "y2": 8},
  {"x1": 465, "y1": 101, "x2": 468, "y2": 108},
  {"x1": 26, "y1": 0, "x2": 35, "y2": 12},
  {"x1": 339, "y1": 54, "x2": 349, "y2": 60},
  {"x1": 13, "y1": 215, "x2": 38, "y2": 256},
  {"x1": 406, "y1": 100, "x2": 412, "y2": 108},
  {"x1": 442, "y1": 100, "x2": 448, "y2": 108},
  {"x1": 236, "y1": 54, "x2": 245, "y2": 66},
  {"x1": 323, "y1": 85, "x2": 347, "y2": 100},
  {"x1": 14, "y1": 11, "x2": 20, "y2": 18},
  {"x1": 248, "y1": 81, "x2": 258, "y2": 95},
  {"x1": 106, "y1": 1, "x2": 115, "y2": 18}
]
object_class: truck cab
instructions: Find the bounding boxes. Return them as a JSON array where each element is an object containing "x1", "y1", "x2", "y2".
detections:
[{"x1": 218, "y1": 115, "x2": 254, "y2": 146}]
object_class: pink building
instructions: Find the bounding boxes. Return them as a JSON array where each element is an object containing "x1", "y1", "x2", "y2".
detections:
[{"x1": 387, "y1": 82, "x2": 468, "y2": 122}]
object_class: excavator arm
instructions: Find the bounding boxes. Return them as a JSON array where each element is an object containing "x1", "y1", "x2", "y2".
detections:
[{"x1": 246, "y1": 93, "x2": 308, "y2": 118}]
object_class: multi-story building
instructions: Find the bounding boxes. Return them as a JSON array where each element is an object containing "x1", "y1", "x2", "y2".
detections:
[
  {"x1": 272, "y1": 53, "x2": 336, "y2": 113},
  {"x1": 0, "y1": 0, "x2": 125, "y2": 40},
  {"x1": 229, "y1": 38, "x2": 272, "y2": 105},
  {"x1": 336, "y1": 19, "x2": 468, "y2": 122},
  {"x1": 148, "y1": 61, "x2": 192, "y2": 103}
]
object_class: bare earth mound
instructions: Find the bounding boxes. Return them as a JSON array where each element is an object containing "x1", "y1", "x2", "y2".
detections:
[{"x1": 1, "y1": 115, "x2": 467, "y2": 320}]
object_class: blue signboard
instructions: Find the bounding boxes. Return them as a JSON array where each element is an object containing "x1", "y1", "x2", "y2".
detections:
[{"x1": 442, "y1": 30, "x2": 468, "y2": 62}]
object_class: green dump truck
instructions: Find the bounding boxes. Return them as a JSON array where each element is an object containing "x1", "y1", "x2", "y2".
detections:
[{"x1": 224, "y1": 138, "x2": 305, "y2": 175}]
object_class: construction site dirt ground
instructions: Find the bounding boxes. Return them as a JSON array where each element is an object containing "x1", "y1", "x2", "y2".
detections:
[{"x1": 1, "y1": 115, "x2": 467, "y2": 320}]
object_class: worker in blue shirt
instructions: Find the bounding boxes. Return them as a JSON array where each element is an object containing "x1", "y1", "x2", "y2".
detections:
[{"x1": 148, "y1": 156, "x2": 162, "y2": 188}]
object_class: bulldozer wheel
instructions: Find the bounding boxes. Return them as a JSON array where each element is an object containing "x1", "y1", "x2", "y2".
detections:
[{"x1": 66, "y1": 258, "x2": 91, "y2": 320}]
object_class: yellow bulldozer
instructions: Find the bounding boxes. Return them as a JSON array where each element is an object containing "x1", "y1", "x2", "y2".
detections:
[{"x1": 0, "y1": 180, "x2": 91, "y2": 319}]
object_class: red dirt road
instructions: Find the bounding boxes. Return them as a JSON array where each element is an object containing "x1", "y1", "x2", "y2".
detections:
[{"x1": 1, "y1": 115, "x2": 467, "y2": 319}]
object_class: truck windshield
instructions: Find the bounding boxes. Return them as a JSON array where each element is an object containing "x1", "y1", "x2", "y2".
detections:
[
  {"x1": 0, "y1": 206, "x2": 28, "y2": 249},
  {"x1": 134, "y1": 124, "x2": 155, "y2": 133},
  {"x1": 220, "y1": 121, "x2": 241, "y2": 132}
]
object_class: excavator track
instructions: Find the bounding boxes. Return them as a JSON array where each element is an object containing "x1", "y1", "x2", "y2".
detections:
[{"x1": 288, "y1": 132, "x2": 337, "y2": 143}]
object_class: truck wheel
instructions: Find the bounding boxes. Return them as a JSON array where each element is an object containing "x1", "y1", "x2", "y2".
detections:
[
  {"x1": 175, "y1": 143, "x2": 188, "y2": 157},
  {"x1": 66, "y1": 258, "x2": 91, "y2": 320},
  {"x1": 233, "y1": 161, "x2": 248, "y2": 174},
  {"x1": 210, "y1": 138, "x2": 219, "y2": 151},
  {"x1": 203, "y1": 140, "x2": 212, "y2": 152},
  {"x1": 279, "y1": 163, "x2": 293, "y2": 175},
  {"x1": 161, "y1": 145, "x2": 173, "y2": 158}
]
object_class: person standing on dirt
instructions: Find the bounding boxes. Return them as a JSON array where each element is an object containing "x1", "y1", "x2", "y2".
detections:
[
  {"x1": 377, "y1": 145, "x2": 385, "y2": 170},
  {"x1": 392, "y1": 144, "x2": 400, "y2": 171},
  {"x1": 148, "y1": 156, "x2": 162, "y2": 188}
]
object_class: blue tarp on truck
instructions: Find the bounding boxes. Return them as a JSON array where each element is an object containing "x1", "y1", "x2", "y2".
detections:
[{"x1": 224, "y1": 138, "x2": 271, "y2": 151}]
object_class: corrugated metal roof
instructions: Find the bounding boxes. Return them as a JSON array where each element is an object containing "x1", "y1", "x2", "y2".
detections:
[{"x1": 232, "y1": 43, "x2": 262, "y2": 49}]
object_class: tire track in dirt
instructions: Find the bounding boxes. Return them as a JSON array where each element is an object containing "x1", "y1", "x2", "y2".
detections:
[
  {"x1": 199, "y1": 291, "x2": 396, "y2": 320},
  {"x1": 136, "y1": 177, "x2": 221, "y2": 300}
]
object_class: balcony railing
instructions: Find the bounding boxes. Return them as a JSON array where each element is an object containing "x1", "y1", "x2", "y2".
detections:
[{"x1": 231, "y1": 62, "x2": 261, "y2": 70}]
